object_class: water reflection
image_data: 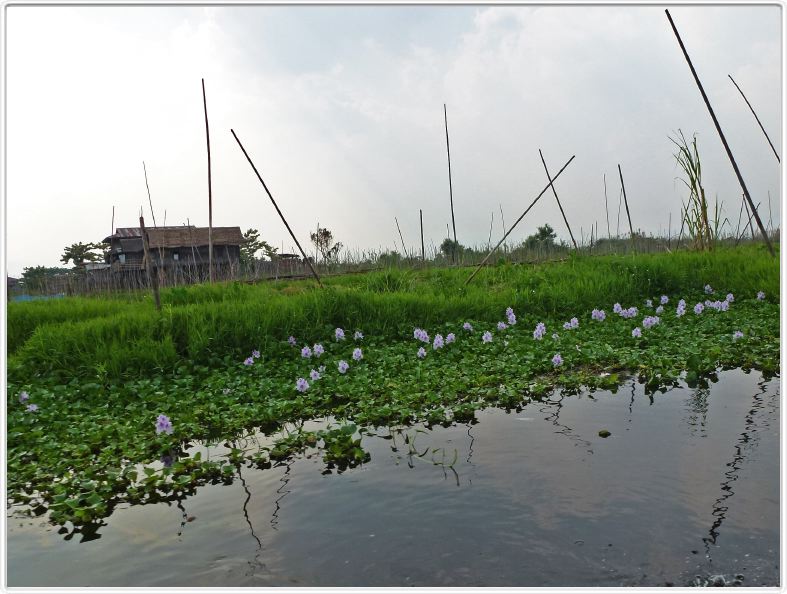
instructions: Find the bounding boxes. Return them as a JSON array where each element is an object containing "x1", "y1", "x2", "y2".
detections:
[
  {"x1": 269, "y1": 461, "x2": 292, "y2": 532},
  {"x1": 538, "y1": 392, "x2": 593, "y2": 454}
]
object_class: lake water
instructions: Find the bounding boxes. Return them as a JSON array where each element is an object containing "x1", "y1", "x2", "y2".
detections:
[{"x1": 6, "y1": 368, "x2": 780, "y2": 587}]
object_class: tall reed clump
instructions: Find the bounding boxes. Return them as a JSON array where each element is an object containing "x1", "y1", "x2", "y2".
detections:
[{"x1": 671, "y1": 130, "x2": 727, "y2": 250}]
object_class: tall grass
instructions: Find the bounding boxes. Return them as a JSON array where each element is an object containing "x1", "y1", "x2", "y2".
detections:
[{"x1": 8, "y1": 246, "x2": 777, "y2": 381}]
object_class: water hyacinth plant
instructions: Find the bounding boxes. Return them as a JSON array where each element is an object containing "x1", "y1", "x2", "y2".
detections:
[
  {"x1": 354, "y1": 331, "x2": 364, "y2": 341},
  {"x1": 613, "y1": 303, "x2": 623, "y2": 314},
  {"x1": 655, "y1": 306, "x2": 664, "y2": 315},
  {"x1": 296, "y1": 378, "x2": 309, "y2": 392},
  {"x1": 482, "y1": 331, "x2": 493, "y2": 343},
  {"x1": 757, "y1": 291, "x2": 766, "y2": 300},
  {"x1": 506, "y1": 307, "x2": 517, "y2": 325},
  {"x1": 417, "y1": 347, "x2": 426, "y2": 359},
  {"x1": 414, "y1": 328, "x2": 429, "y2": 342},
  {"x1": 497, "y1": 321, "x2": 508, "y2": 331},
  {"x1": 591, "y1": 309, "x2": 606, "y2": 321},
  {"x1": 705, "y1": 284, "x2": 714, "y2": 294},
  {"x1": 338, "y1": 360, "x2": 349, "y2": 374},
  {"x1": 642, "y1": 316, "x2": 660, "y2": 329},
  {"x1": 26, "y1": 403, "x2": 38, "y2": 412},
  {"x1": 463, "y1": 322, "x2": 473, "y2": 332},
  {"x1": 310, "y1": 369, "x2": 321, "y2": 381},
  {"x1": 243, "y1": 357, "x2": 254, "y2": 366},
  {"x1": 155, "y1": 414, "x2": 173, "y2": 435},
  {"x1": 632, "y1": 327, "x2": 642, "y2": 338},
  {"x1": 352, "y1": 348, "x2": 363, "y2": 361},
  {"x1": 288, "y1": 336, "x2": 297, "y2": 346},
  {"x1": 660, "y1": 295, "x2": 669, "y2": 305},
  {"x1": 252, "y1": 350, "x2": 260, "y2": 359},
  {"x1": 726, "y1": 293, "x2": 734, "y2": 302},
  {"x1": 301, "y1": 346, "x2": 312, "y2": 358},
  {"x1": 694, "y1": 303, "x2": 704, "y2": 315},
  {"x1": 433, "y1": 334, "x2": 444, "y2": 350},
  {"x1": 446, "y1": 333, "x2": 456, "y2": 344},
  {"x1": 335, "y1": 328, "x2": 346, "y2": 341},
  {"x1": 18, "y1": 391, "x2": 29, "y2": 403},
  {"x1": 733, "y1": 331, "x2": 744, "y2": 340},
  {"x1": 552, "y1": 353, "x2": 563, "y2": 367},
  {"x1": 313, "y1": 344, "x2": 325, "y2": 357},
  {"x1": 533, "y1": 322, "x2": 546, "y2": 340},
  {"x1": 645, "y1": 299, "x2": 653, "y2": 308}
]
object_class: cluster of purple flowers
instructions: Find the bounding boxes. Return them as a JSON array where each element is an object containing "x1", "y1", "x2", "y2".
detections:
[
  {"x1": 563, "y1": 317, "x2": 579, "y2": 330},
  {"x1": 482, "y1": 331, "x2": 493, "y2": 343},
  {"x1": 446, "y1": 333, "x2": 456, "y2": 344},
  {"x1": 314, "y1": 344, "x2": 325, "y2": 357},
  {"x1": 704, "y1": 284, "x2": 714, "y2": 294},
  {"x1": 417, "y1": 347, "x2": 426, "y2": 359},
  {"x1": 352, "y1": 348, "x2": 363, "y2": 361},
  {"x1": 645, "y1": 299, "x2": 653, "y2": 308},
  {"x1": 433, "y1": 334, "x2": 445, "y2": 350},
  {"x1": 354, "y1": 331, "x2": 364, "y2": 341},
  {"x1": 533, "y1": 322, "x2": 546, "y2": 340},
  {"x1": 497, "y1": 321, "x2": 508, "y2": 331},
  {"x1": 335, "y1": 328, "x2": 346, "y2": 341},
  {"x1": 244, "y1": 357, "x2": 254, "y2": 366},
  {"x1": 642, "y1": 316, "x2": 660, "y2": 329},
  {"x1": 613, "y1": 303, "x2": 623, "y2": 314},
  {"x1": 591, "y1": 309, "x2": 606, "y2": 322},
  {"x1": 676, "y1": 299, "x2": 687, "y2": 317},
  {"x1": 733, "y1": 331, "x2": 744, "y2": 340},
  {"x1": 505, "y1": 307, "x2": 517, "y2": 325},
  {"x1": 705, "y1": 300, "x2": 729, "y2": 312},
  {"x1": 726, "y1": 293, "x2": 734, "y2": 303},
  {"x1": 463, "y1": 322, "x2": 473, "y2": 332},
  {"x1": 660, "y1": 295, "x2": 669, "y2": 305},
  {"x1": 252, "y1": 350, "x2": 260, "y2": 359},
  {"x1": 155, "y1": 414, "x2": 173, "y2": 435},
  {"x1": 18, "y1": 391, "x2": 29, "y2": 403},
  {"x1": 552, "y1": 353, "x2": 563, "y2": 367},
  {"x1": 296, "y1": 378, "x2": 309, "y2": 392},
  {"x1": 655, "y1": 305, "x2": 664, "y2": 315},
  {"x1": 310, "y1": 368, "x2": 322, "y2": 381},
  {"x1": 338, "y1": 360, "x2": 350, "y2": 374},
  {"x1": 288, "y1": 336, "x2": 297, "y2": 346},
  {"x1": 619, "y1": 307, "x2": 638, "y2": 319},
  {"x1": 301, "y1": 345, "x2": 313, "y2": 358},
  {"x1": 414, "y1": 328, "x2": 430, "y2": 342},
  {"x1": 757, "y1": 291, "x2": 766, "y2": 301},
  {"x1": 632, "y1": 327, "x2": 642, "y2": 338},
  {"x1": 693, "y1": 303, "x2": 704, "y2": 315}
]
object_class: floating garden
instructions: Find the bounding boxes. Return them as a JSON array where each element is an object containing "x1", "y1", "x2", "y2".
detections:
[{"x1": 6, "y1": 246, "x2": 779, "y2": 535}]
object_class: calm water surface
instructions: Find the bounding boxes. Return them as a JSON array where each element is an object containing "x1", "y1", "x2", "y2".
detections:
[{"x1": 7, "y1": 368, "x2": 780, "y2": 587}]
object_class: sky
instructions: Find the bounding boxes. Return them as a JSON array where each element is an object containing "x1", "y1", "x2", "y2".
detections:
[{"x1": 4, "y1": 4, "x2": 782, "y2": 276}]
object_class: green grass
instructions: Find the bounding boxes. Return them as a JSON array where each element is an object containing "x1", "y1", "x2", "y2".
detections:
[{"x1": 8, "y1": 245, "x2": 778, "y2": 381}]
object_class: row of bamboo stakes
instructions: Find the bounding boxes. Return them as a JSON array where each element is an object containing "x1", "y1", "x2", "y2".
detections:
[{"x1": 135, "y1": 9, "x2": 778, "y2": 309}]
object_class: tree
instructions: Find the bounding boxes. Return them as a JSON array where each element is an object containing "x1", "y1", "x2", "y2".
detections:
[
  {"x1": 439, "y1": 237, "x2": 464, "y2": 260},
  {"x1": 60, "y1": 242, "x2": 105, "y2": 268},
  {"x1": 21, "y1": 266, "x2": 72, "y2": 290},
  {"x1": 240, "y1": 228, "x2": 278, "y2": 263},
  {"x1": 524, "y1": 224, "x2": 557, "y2": 249},
  {"x1": 310, "y1": 227, "x2": 343, "y2": 263}
]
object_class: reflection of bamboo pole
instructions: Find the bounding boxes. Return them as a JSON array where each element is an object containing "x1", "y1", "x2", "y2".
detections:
[
  {"x1": 665, "y1": 10, "x2": 773, "y2": 257},
  {"x1": 230, "y1": 129, "x2": 322, "y2": 287},
  {"x1": 466, "y1": 155, "x2": 575, "y2": 286}
]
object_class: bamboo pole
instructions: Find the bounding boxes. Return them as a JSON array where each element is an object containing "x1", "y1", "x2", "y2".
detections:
[
  {"x1": 728, "y1": 74, "x2": 780, "y2": 163},
  {"x1": 230, "y1": 129, "x2": 323, "y2": 287},
  {"x1": 202, "y1": 78, "x2": 214, "y2": 283},
  {"x1": 139, "y1": 216, "x2": 161, "y2": 311},
  {"x1": 395, "y1": 217, "x2": 409, "y2": 259},
  {"x1": 420, "y1": 209, "x2": 425, "y2": 262},
  {"x1": 539, "y1": 149, "x2": 578, "y2": 249},
  {"x1": 665, "y1": 10, "x2": 774, "y2": 257},
  {"x1": 603, "y1": 174, "x2": 611, "y2": 239},
  {"x1": 444, "y1": 104, "x2": 457, "y2": 260},
  {"x1": 465, "y1": 155, "x2": 575, "y2": 286},
  {"x1": 618, "y1": 164, "x2": 635, "y2": 252}
]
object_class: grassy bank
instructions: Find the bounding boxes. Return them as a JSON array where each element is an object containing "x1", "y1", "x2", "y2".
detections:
[{"x1": 8, "y1": 245, "x2": 778, "y2": 380}]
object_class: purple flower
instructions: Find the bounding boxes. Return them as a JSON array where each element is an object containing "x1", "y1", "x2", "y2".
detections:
[
  {"x1": 414, "y1": 328, "x2": 429, "y2": 342},
  {"x1": 733, "y1": 330, "x2": 744, "y2": 340},
  {"x1": 155, "y1": 414, "x2": 173, "y2": 435},
  {"x1": 338, "y1": 360, "x2": 349, "y2": 374},
  {"x1": 26, "y1": 403, "x2": 39, "y2": 413},
  {"x1": 497, "y1": 321, "x2": 508, "y2": 331},
  {"x1": 551, "y1": 353, "x2": 563, "y2": 367},
  {"x1": 591, "y1": 309, "x2": 606, "y2": 321},
  {"x1": 352, "y1": 347, "x2": 363, "y2": 361},
  {"x1": 354, "y1": 331, "x2": 364, "y2": 341},
  {"x1": 295, "y1": 378, "x2": 309, "y2": 392},
  {"x1": 310, "y1": 369, "x2": 321, "y2": 380},
  {"x1": 482, "y1": 331, "x2": 493, "y2": 343},
  {"x1": 533, "y1": 322, "x2": 546, "y2": 340},
  {"x1": 563, "y1": 317, "x2": 579, "y2": 330},
  {"x1": 313, "y1": 343, "x2": 325, "y2": 357},
  {"x1": 655, "y1": 305, "x2": 664, "y2": 315},
  {"x1": 757, "y1": 291, "x2": 766, "y2": 300},
  {"x1": 620, "y1": 307, "x2": 638, "y2": 319},
  {"x1": 694, "y1": 303, "x2": 704, "y2": 315},
  {"x1": 726, "y1": 293, "x2": 734, "y2": 303},
  {"x1": 335, "y1": 328, "x2": 346, "y2": 341},
  {"x1": 288, "y1": 336, "x2": 297, "y2": 346},
  {"x1": 18, "y1": 391, "x2": 29, "y2": 403},
  {"x1": 642, "y1": 316, "x2": 660, "y2": 329},
  {"x1": 676, "y1": 306, "x2": 686, "y2": 318},
  {"x1": 462, "y1": 322, "x2": 473, "y2": 332},
  {"x1": 704, "y1": 299, "x2": 712, "y2": 306},
  {"x1": 632, "y1": 327, "x2": 641, "y2": 338},
  {"x1": 645, "y1": 299, "x2": 653, "y2": 308},
  {"x1": 417, "y1": 347, "x2": 426, "y2": 359},
  {"x1": 252, "y1": 349, "x2": 260, "y2": 359},
  {"x1": 506, "y1": 307, "x2": 517, "y2": 325},
  {"x1": 720, "y1": 300, "x2": 729, "y2": 311},
  {"x1": 244, "y1": 357, "x2": 254, "y2": 366},
  {"x1": 433, "y1": 334, "x2": 444, "y2": 350},
  {"x1": 446, "y1": 333, "x2": 456, "y2": 344},
  {"x1": 678, "y1": 298, "x2": 686, "y2": 308},
  {"x1": 704, "y1": 284, "x2": 714, "y2": 294},
  {"x1": 301, "y1": 345, "x2": 312, "y2": 358},
  {"x1": 613, "y1": 303, "x2": 622, "y2": 314},
  {"x1": 660, "y1": 295, "x2": 669, "y2": 305}
]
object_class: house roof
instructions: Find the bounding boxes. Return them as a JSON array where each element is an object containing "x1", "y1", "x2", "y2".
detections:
[{"x1": 103, "y1": 226, "x2": 246, "y2": 248}]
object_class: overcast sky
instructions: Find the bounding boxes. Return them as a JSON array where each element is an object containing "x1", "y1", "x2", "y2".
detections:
[{"x1": 4, "y1": 4, "x2": 782, "y2": 276}]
